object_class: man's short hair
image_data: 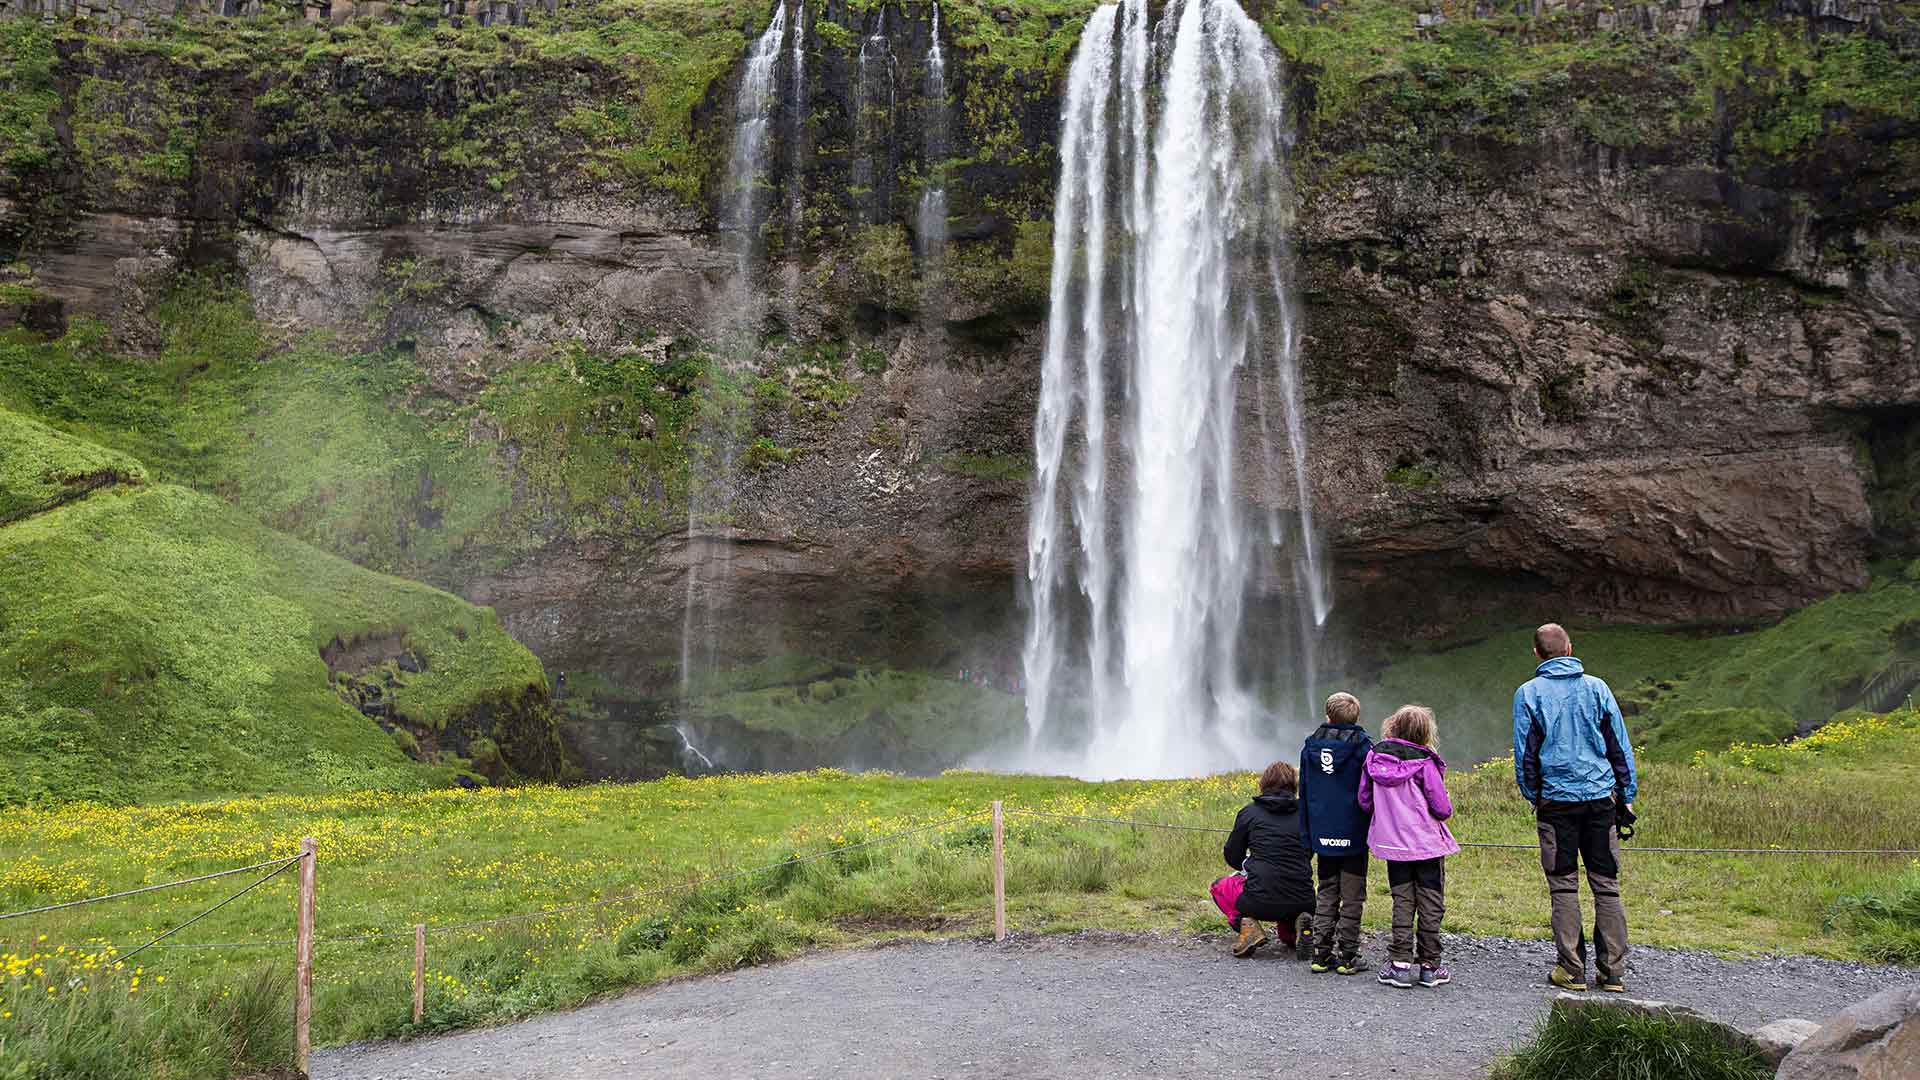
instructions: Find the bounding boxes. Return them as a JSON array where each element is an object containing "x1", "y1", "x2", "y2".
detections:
[
  {"x1": 1259, "y1": 760, "x2": 1299, "y2": 795},
  {"x1": 1534, "y1": 623, "x2": 1571, "y2": 658},
  {"x1": 1324, "y1": 691, "x2": 1361, "y2": 725}
]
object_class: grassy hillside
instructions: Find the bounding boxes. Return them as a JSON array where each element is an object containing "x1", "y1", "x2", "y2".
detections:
[
  {"x1": 1356, "y1": 572, "x2": 1920, "y2": 763},
  {"x1": 0, "y1": 405, "x2": 561, "y2": 807},
  {"x1": 4, "y1": 710, "x2": 1918, "y2": 1077}
]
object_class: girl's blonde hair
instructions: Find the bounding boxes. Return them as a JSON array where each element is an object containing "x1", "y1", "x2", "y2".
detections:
[{"x1": 1383, "y1": 704, "x2": 1437, "y2": 747}]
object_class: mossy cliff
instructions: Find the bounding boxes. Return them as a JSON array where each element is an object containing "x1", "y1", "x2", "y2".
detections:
[
  {"x1": 0, "y1": 0, "x2": 1916, "y2": 725},
  {"x1": 0, "y1": 404, "x2": 566, "y2": 805}
]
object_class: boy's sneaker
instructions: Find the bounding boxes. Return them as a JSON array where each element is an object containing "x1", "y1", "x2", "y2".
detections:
[
  {"x1": 1419, "y1": 964, "x2": 1451, "y2": 988},
  {"x1": 1377, "y1": 961, "x2": 1415, "y2": 988},
  {"x1": 1598, "y1": 974, "x2": 1626, "y2": 993},
  {"x1": 1334, "y1": 956, "x2": 1364, "y2": 976},
  {"x1": 1309, "y1": 957, "x2": 1335, "y2": 974},
  {"x1": 1549, "y1": 964, "x2": 1588, "y2": 992},
  {"x1": 1232, "y1": 921, "x2": 1268, "y2": 958}
]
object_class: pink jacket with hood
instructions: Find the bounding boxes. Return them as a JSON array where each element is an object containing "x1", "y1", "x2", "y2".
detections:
[{"x1": 1356, "y1": 737, "x2": 1460, "y2": 862}]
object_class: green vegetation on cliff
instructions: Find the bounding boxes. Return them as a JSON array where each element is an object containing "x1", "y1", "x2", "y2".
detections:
[
  {"x1": 0, "y1": 280, "x2": 725, "y2": 580},
  {"x1": 0, "y1": 404, "x2": 558, "y2": 806}
]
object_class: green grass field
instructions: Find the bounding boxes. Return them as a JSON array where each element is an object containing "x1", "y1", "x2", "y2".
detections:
[{"x1": 5, "y1": 712, "x2": 1918, "y2": 1077}]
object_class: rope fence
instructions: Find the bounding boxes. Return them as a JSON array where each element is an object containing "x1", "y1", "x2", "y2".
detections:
[
  {"x1": 7, "y1": 798, "x2": 1918, "y2": 1072},
  {"x1": 0, "y1": 854, "x2": 305, "y2": 921},
  {"x1": 1000, "y1": 808, "x2": 1920, "y2": 855}
]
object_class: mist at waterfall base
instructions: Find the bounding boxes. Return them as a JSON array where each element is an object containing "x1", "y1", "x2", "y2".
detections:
[{"x1": 1005, "y1": 0, "x2": 1330, "y2": 782}]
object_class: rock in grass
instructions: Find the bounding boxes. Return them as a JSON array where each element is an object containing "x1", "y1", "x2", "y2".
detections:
[
  {"x1": 1777, "y1": 985, "x2": 1920, "y2": 1080},
  {"x1": 1548, "y1": 992, "x2": 1759, "y2": 1056},
  {"x1": 1749, "y1": 1018, "x2": 1821, "y2": 1067}
]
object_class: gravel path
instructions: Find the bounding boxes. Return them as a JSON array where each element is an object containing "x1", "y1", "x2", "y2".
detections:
[{"x1": 316, "y1": 931, "x2": 1916, "y2": 1080}]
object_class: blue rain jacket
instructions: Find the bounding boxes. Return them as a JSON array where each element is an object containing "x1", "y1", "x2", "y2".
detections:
[{"x1": 1512, "y1": 656, "x2": 1638, "y2": 805}]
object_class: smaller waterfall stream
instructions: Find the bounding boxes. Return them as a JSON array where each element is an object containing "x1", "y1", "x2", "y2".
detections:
[
  {"x1": 682, "y1": 4, "x2": 796, "y2": 707},
  {"x1": 916, "y1": 1, "x2": 948, "y2": 265},
  {"x1": 787, "y1": 1, "x2": 807, "y2": 235}
]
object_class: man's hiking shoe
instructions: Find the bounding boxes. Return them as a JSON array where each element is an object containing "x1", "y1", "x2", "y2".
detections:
[
  {"x1": 1334, "y1": 956, "x2": 1364, "y2": 976},
  {"x1": 1549, "y1": 965, "x2": 1588, "y2": 992},
  {"x1": 1419, "y1": 964, "x2": 1452, "y2": 988},
  {"x1": 1294, "y1": 926, "x2": 1315, "y2": 961},
  {"x1": 1232, "y1": 921, "x2": 1268, "y2": 958},
  {"x1": 1598, "y1": 975, "x2": 1626, "y2": 993},
  {"x1": 1378, "y1": 961, "x2": 1415, "y2": 988}
]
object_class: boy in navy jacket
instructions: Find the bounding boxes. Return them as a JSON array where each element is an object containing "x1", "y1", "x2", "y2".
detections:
[{"x1": 1300, "y1": 691, "x2": 1373, "y2": 973}]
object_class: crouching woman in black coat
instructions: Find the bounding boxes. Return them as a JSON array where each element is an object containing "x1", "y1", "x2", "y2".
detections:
[{"x1": 1212, "y1": 761, "x2": 1317, "y2": 958}]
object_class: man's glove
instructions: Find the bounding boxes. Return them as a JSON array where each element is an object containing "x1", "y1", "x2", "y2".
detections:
[{"x1": 1614, "y1": 800, "x2": 1637, "y2": 841}]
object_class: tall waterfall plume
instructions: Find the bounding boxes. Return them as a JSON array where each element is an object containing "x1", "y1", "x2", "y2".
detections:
[{"x1": 1020, "y1": 0, "x2": 1328, "y2": 779}]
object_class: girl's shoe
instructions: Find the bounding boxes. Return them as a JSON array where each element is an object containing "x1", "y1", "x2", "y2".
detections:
[
  {"x1": 1377, "y1": 961, "x2": 1415, "y2": 988},
  {"x1": 1232, "y1": 921, "x2": 1269, "y2": 958},
  {"x1": 1419, "y1": 964, "x2": 1451, "y2": 988}
]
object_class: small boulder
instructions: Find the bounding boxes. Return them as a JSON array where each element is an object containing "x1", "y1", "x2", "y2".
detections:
[
  {"x1": 1777, "y1": 985, "x2": 1920, "y2": 1080},
  {"x1": 1750, "y1": 1018, "x2": 1821, "y2": 1067},
  {"x1": 1549, "y1": 992, "x2": 1758, "y2": 1057}
]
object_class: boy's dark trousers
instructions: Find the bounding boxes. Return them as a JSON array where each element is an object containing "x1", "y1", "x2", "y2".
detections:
[
  {"x1": 1310, "y1": 852, "x2": 1367, "y2": 962},
  {"x1": 1386, "y1": 858, "x2": 1445, "y2": 966},
  {"x1": 1536, "y1": 797, "x2": 1628, "y2": 982}
]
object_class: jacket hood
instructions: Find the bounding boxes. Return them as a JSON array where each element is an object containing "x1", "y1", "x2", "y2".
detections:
[
  {"x1": 1536, "y1": 656, "x2": 1586, "y2": 679},
  {"x1": 1365, "y1": 739, "x2": 1437, "y2": 786},
  {"x1": 1252, "y1": 792, "x2": 1298, "y2": 812}
]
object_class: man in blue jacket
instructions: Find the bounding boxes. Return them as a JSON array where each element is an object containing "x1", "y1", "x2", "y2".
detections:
[
  {"x1": 1301, "y1": 691, "x2": 1372, "y2": 974},
  {"x1": 1513, "y1": 623, "x2": 1637, "y2": 994}
]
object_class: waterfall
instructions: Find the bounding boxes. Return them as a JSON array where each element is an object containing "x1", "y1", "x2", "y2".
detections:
[
  {"x1": 721, "y1": 3, "x2": 789, "y2": 264},
  {"x1": 916, "y1": 0, "x2": 948, "y2": 265},
  {"x1": 1020, "y1": 0, "x2": 1326, "y2": 779},
  {"x1": 787, "y1": 1, "x2": 807, "y2": 235},
  {"x1": 852, "y1": 7, "x2": 896, "y2": 225},
  {"x1": 682, "y1": 3, "x2": 795, "y2": 710}
]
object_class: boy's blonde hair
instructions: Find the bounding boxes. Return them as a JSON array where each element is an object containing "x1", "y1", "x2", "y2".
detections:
[
  {"x1": 1383, "y1": 704, "x2": 1437, "y2": 747},
  {"x1": 1324, "y1": 692, "x2": 1361, "y2": 725}
]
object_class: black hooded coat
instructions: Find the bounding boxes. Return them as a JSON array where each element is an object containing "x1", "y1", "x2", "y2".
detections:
[{"x1": 1223, "y1": 792, "x2": 1316, "y2": 919}]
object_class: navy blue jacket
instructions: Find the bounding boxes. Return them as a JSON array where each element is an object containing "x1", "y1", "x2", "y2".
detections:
[{"x1": 1299, "y1": 721, "x2": 1373, "y2": 857}]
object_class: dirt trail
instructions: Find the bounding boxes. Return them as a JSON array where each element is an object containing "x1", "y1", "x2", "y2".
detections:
[{"x1": 315, "y1": 931, "x2": 1916, "y2": 1080}]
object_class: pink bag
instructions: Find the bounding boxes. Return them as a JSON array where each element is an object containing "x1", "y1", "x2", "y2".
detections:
[{"x1": 1210, "y1": 873, "x2": 1245, "y2": 924}]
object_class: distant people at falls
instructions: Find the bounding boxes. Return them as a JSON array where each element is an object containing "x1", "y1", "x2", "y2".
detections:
[
  {"x1": 1359, "y1": 704, "x2": 1459, "y2": 989},
  {"x1": 1212, "y1": 761, "x2": 1316, "y2": 959}
]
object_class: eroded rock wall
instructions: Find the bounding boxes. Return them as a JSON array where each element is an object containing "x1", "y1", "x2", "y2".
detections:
[{"x1": 1, "y1": 0, "x2": 1916, "y2": 682}]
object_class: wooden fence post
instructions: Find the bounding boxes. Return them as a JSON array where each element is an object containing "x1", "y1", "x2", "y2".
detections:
[
  {"x1": 991, "y1": 800, "x2": 1006, "y2": 942},
  {"x1": 295, "y1": 837, "x2": 317, "y2": 1077},
  {"x1": 412, "y1": 924, "x2": 426, "y2": 1024}
]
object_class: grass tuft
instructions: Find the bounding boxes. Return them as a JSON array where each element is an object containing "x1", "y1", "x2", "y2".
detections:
[{"x1": 1491, "y1": 1004, "x2": 1772, "y2": 1080}]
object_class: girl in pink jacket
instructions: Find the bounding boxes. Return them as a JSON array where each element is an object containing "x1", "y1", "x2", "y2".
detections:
[{"x1": 1357, "y1": 704, "x2": 1460, "y2": 989}]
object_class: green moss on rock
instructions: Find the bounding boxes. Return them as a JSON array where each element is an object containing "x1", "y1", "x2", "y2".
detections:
[{"x1": 0, "y1": 404, "x2": 559, "y2": 806}]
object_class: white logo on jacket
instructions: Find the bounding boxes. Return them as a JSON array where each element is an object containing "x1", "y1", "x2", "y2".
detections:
[{"x1": 1319, "y1": 749, "x2": 1334, "y2": 774}]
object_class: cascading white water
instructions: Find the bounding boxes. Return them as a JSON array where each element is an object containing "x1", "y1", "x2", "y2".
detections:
[
  {"x1": 1021, "y1": 0, "x2": 1328, "y2": 779},
  {"x1": 915, "y1": 0, "x2": 948, "y2": 265},
  {"x1": 682, "y1": 4, "x2": 795, "y2": 701},
  {"x1": 787, "y1": 1, "x2": 807, "y2": 235},
  {"x1": 852, "y1": 7, "x2": 896, "y2": 225}
]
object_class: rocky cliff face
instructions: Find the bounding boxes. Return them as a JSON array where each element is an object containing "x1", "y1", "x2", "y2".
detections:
[{"x1": 1, "y1": 0, "x2": 1916, "y2": 694}]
